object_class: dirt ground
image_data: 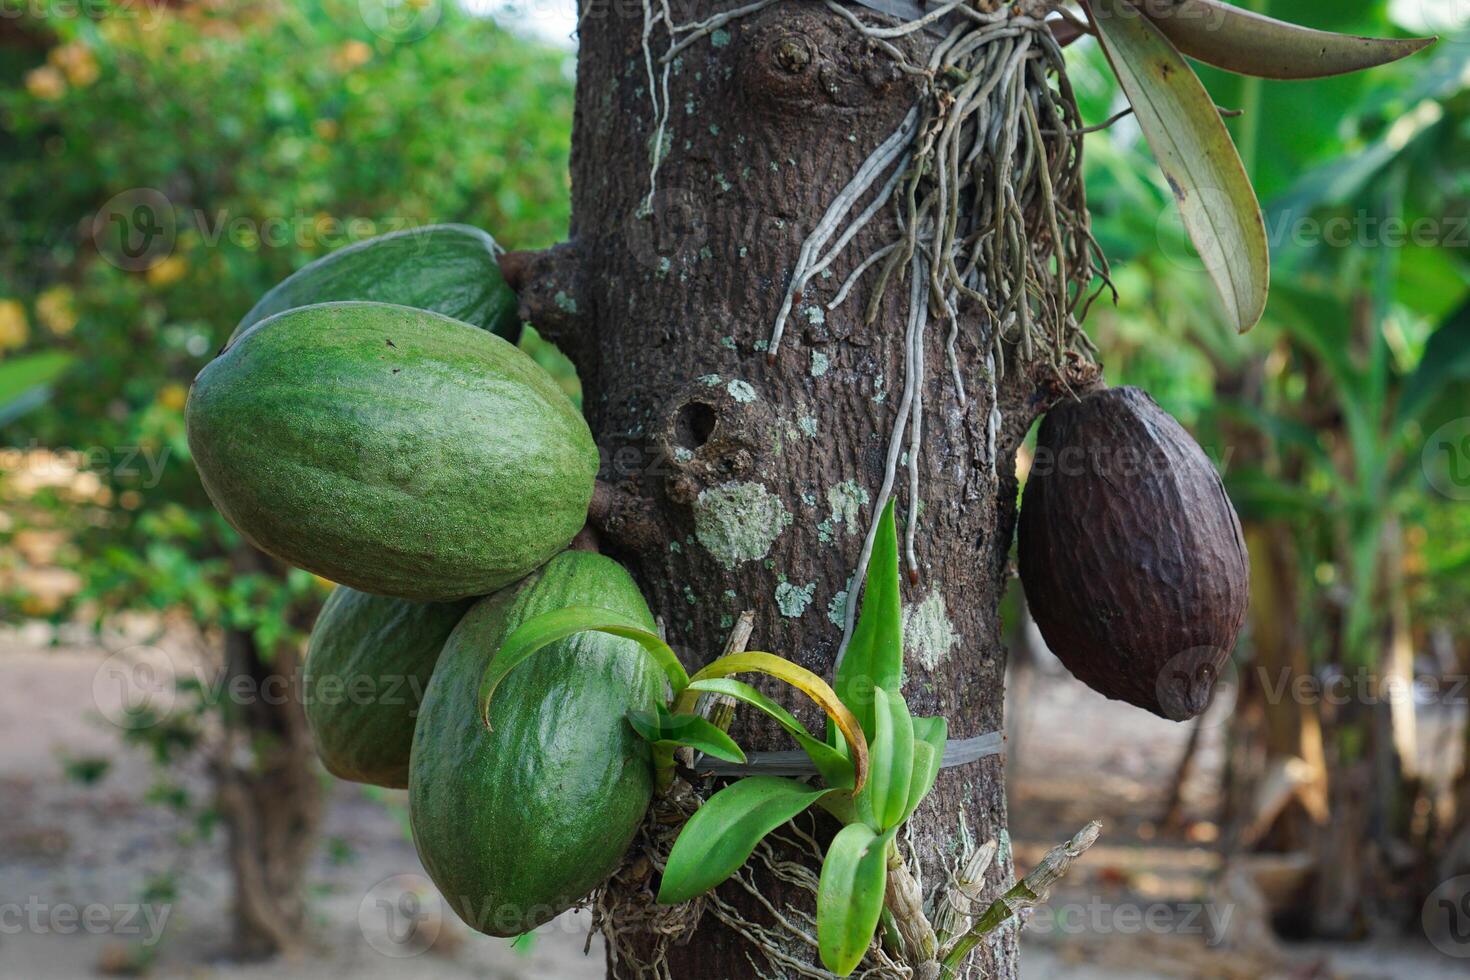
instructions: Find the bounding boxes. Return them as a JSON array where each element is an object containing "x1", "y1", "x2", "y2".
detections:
[{"x1": 0, "y1": 625, "x2": 1462, "y2": 979}]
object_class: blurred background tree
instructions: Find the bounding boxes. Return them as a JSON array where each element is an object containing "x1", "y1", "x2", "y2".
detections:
[
  {"x1": 1, "y1": 0, "x2": 1467, "y2": 968},
  {"x1": 0, "y1": 0, "x2": 574, "y2": 957}
]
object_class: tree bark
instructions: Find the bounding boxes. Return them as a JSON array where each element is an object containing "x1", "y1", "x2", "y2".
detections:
[{"x1": 513, "y1": 3, "x2": 1063, "y2": 975}]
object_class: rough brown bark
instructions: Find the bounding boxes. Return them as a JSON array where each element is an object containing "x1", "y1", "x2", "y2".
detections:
[{"x1": 515, "y1": 2, "x2": 1062, "y2": 976}]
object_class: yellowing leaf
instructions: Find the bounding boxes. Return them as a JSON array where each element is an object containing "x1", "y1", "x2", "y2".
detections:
[
  {"x1": 684, "y1": 651, "x2": 869, "y2": 793},
  {"x1": 1087, "y1": 0, "x2": 1269, "y2": 333}
]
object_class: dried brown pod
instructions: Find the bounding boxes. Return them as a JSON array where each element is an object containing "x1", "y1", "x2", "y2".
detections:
[{"x1": 1018, "y1": 385, "x2": 1249, "y2": 720}]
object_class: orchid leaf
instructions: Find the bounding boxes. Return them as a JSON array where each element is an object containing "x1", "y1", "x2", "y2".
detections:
[
  {"x1": 817, "y1": 823, "x2": 896, "y2": 976},
  {"x1": 903, "y1": 715, "x2": 947, "y2": 823},
  {"x1": 478, "y1": 606, "x2": 689, "y2": 729},
  {"x1": 686, "y1": 677, "x2": 856, "y2": 789},
  {"x1": 658, "y1": 776, "x2": 834, "y2": 904},
  {"x1": 1087, "y1": 0, "x2": 1269, "y2": 333},
  {"x1": 685, "y1": 651, "x2": 869, "y2": 792},
  {"x1": 1129, "y1": 0, "x2": 1434, "y2": 81},
  {"x1": 862, "y1": 686, "x2": 914, "y2": 832},
  {"x1": 833, "y1": 499, "x2": 904, "y2": 743},
  {"x1": 627, "y1": 707, "x2": 747, "y2": 765}
]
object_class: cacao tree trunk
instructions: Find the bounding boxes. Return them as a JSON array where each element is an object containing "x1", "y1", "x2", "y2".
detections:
[{"x1": 512, "y1": 3, "x2": 1054, "y2": 976}]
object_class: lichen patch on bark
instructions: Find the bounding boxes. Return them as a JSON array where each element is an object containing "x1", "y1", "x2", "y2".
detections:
[
  {"x1": 693, "y1": 481, "x2": 792, "y2": 569},
  {"x1": 902, "y1": 590, "x2": 960, "y2": 670},
  {"x1": 826, "y1": 479, "x2": 870, "y2": 534},
  {"x1": 775, "y1": 579, "x2": 815, "y2": 618}
]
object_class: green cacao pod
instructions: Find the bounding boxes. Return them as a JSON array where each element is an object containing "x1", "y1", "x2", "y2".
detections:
[
  {"x1": 409, "y1": 551, "x2": 661, "y2": 937},
  {"x1": 229, "y1": 224, "x2": 520, "y2": 346},
  {"x1": 186, "y1": 301, "x2": 597, "y2": 600},
  {"x1": 1018, "y1": 386, "x2": 1249, "y2": 720},
  {"x1": 303, "y1": 587, "x2": 473, "y2": 789}
]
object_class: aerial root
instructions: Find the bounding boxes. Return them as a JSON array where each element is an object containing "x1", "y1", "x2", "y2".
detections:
[{"x1": 790, "y1": 2, "x2": 1112, "y2": 665}]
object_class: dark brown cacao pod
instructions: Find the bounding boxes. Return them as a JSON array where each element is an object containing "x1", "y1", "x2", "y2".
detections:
[{"x1": 1018, "y1": 386, "x2": 1249, "y2": 720}]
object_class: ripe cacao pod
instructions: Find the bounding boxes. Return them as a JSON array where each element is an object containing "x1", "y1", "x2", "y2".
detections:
[
  {"x1": 303, "y1": 587, "x2": 473, "y2": 789},
  {"x1": 186, "y1": 301, "x2": 597, "y2": 601},
  {"x1": 409, "y1": 551, "x2": 662, "y2": 937},
  {"x1": 1018, "y1": 385, "x2": 1248, "y2": 720}
]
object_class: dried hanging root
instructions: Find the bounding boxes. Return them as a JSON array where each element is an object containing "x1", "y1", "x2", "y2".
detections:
[
  {"x1": 790, "y1": 2, "x2": 1113, "y2": 663},
  {"x1": 702, "y1": 822, "x2": 913, "y2": 979},
  {"x1": 593, "y1": 780, "x2": 706, "y2": 980}
]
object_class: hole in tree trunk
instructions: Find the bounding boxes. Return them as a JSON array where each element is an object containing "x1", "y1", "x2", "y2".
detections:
[{"x1": 674, "y1": 401, "x2": 718, "y2": 452}]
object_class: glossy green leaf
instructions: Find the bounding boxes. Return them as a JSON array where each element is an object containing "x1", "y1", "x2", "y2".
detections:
[
  {"x1": 684, "y1": 651, "x2": 868, "y2": 792},
  {"x1": 903, "y1": 715, "x2": 947, "y2": 823},
  {"x1": 478, "y1": 606, "x2": 689, "y2": 729},
  {"x1": 687, "y1": 678, "x2": 856, "y2": 789},
  {"x1": 1130, "y1": 0, "x2": 1433, "y2": 81},
  {"x1": 862, "y1": 687, "x2": 915, "y2": 832},
  {"x1": 1087, "y1": 0, "x2": 1269, "y2": 333},
  {"x1": 817, "y1": 823, "x2": 895, "y2": 976},
  {"x1": 833, "y1": 499, "x2": 903, "y2": 743},
  {"x1": 657, "y1": 776, "x2": 834, "y2": 905},
  {"x1": 627, "y1": 707, "x2": 747, "y2": 764}
]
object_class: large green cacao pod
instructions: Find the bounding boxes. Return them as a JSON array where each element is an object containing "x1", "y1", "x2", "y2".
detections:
[
  {"x1": 409, "y1": 551, "x2": 662, "y2": 937},
  {"x1": 186, "y1": 301, "x2": 597, "y2": 601},
  {"x1": 303, "y1": 587, "x2": 473, "y2": 789},
  {"x1": 1018, "y1": 386, "x2": 1249, "y2": 720},
  {"x1": 229, "y1": 224, "x2": 520, "y2": 346}
]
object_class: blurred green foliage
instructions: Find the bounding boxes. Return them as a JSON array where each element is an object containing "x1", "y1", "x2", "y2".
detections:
[{"x1": 0, "y1": 0, "x2": 576, "y2": 641}]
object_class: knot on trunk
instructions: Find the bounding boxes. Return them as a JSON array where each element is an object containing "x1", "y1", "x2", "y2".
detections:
[
  {"x1": 497, "y1": 241, "x2": 588, "y2": 349},
  {"x1": 738, "y1": 4, "x2": 907, "y2": 110},
  {"x1": 658, "y1": 377, "x2": 775, "y2": 505}
]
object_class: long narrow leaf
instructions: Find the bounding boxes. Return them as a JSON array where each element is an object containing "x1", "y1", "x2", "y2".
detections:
[
  {"x1": 686, "y1": 677, "x2": 856, "y2": 788},
  {"x1": 862, "y1": 687, "x2": 915, "y2": 831},
  {"x1": 657, "y1": 776, "x2": 834, "y2": 904},
  {"x1": 903, "y1": 715, "x2": 947, "y2": 823},
  {"x1": 817, "y1": 823, "x2": 896, "y2": 976},
  {"x1": 685, "y1": 651, "x2": 869, "y2": 792},
  {"x1": 1130, "y1": 0, "x2": 1433, "y2": 80},
  {"x1": 833, "y1": 499, "x2": 904, "y2": 741},
  {"x1": 478, "y1": 606, "x2": 689, "y2": 729},
  {"x1": 1086, "y1": 0, "x2": 1269, "y2": 333},
  {"x1": 627, "y1": 708, "x2": 747, "y2": 764}
]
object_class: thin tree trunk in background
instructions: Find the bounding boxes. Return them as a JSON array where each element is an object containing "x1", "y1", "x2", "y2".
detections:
[
  {"x1": 511, "y1": 3, "x2": 1052, "y2": 975},
  {"x1": 1233, "y1": 524, "x2": 1328, "y2": 849},
  {"x1": 213, "y1": 551, "x2": 322, "y2": 959}
]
